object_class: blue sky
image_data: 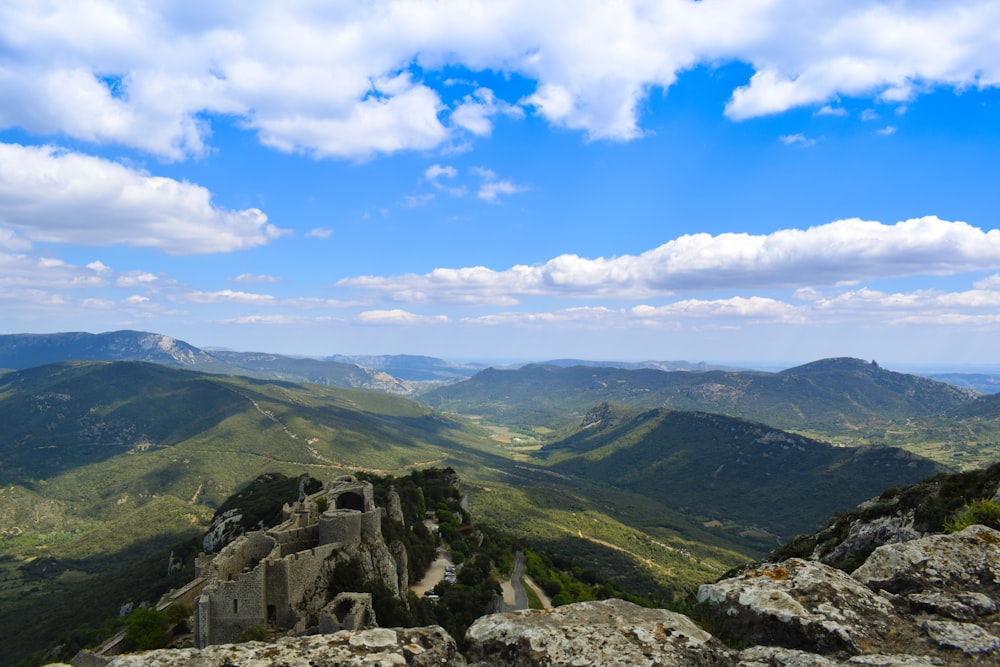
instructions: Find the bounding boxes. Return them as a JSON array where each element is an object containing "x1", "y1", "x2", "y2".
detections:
[{"x1": 2, "y1": 1, "x2": 1000, "y2": 365}]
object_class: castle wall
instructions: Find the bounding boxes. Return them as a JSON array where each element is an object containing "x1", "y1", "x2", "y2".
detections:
[
  {"x1": 319, "y1": 509, "x2": 362, "y2": 545},
  {"x1": 208, "y1": 531, "x2": 277, "y2": 583},
  {"x1": 361, "y1": 508, "x2": 381, "y2": 540},
  {"x1": 270, "y1": 524, "x2": 319, "y2": 557},
  {"x1": 196, "y1": 561, "x2": 267, "y2": 647}
]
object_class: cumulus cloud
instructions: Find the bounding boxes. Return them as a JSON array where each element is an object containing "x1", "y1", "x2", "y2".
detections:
[
  {"x1": 1, "y1": 2, "x2": 997, "y2": 158},
  {"x1": 452, "y1": 87, "x2": 524, "y2": 137},
  {"x1": 0, "y1": 143, "x2": 288, "y2": 254},
  {"x1": 338, "y1": 217, "x2": 1000, "y2": 304}
]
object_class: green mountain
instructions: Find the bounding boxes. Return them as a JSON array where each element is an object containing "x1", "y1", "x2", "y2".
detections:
[
  {"x1": 418, "y1": 358, "x2": 980, "y2": 449},
  {"x1": 541, "y1": 405, "x2": 942, "y2": 539}
]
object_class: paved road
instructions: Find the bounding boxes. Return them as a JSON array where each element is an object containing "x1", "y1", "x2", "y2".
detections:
[{"x1": 501, "y1": 550, "x2": 528, "y2": 611}]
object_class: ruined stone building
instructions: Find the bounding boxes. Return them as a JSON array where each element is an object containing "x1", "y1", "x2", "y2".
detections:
[{"x1": 193, "y1": 475, "x2": 405, "y2": 647}]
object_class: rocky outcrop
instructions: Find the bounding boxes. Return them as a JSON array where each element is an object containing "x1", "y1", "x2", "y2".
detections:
[
  {"x1": 697, "y1": 559, "x2": 897, "y2": 655},
  {"x1": 387, "y1": 489, "x2": 405, "y2": 524},
  {"x1": 464, "y1": 598, "x2": 731, "y2": 666},
  {"x1": 91, "y1": 626, "x2": 463, "y2": 667},
  {"x1": 200, "y1": 508, "x2": 244, "y2": 554},
  {"x1": 852, "y1": 524, "x2": 1000, "y2": 595},
  {"x1": 699, "y1": 524, "x2": 1000, "y2": 665}
]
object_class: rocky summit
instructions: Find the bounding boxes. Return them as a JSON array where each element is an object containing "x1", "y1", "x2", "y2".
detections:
[{"x1": 56, "y1": 523, "x2": 999, "y2": 667}]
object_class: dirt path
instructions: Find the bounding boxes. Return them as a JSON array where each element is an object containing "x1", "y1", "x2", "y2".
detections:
[{"x1": 522, "y1": 575, "x2": 552, "y2": 609}]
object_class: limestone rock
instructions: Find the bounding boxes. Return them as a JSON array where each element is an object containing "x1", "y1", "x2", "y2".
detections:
[
  {"x1": 201, "y1": 508, "x2": 244, "y2": 554},
  {"x1": 697, "y1": 559, "x2": 895, "y2": 655},
  {"x1": 99, "y1": 626, "x2": 464, "y2": 667},
  {"x1": 390, "y1": 539, "x2": 409, "y2": 594},
  {"x1": 464, "y1": 598, "x2": 731, "y2": 666},
  {"x1": 815, "y1": 509, "x2": 923, "y2": 568},
  {"x1": 845, "y1": 656, "x2": 944, "y2": 666},
  {"x1": 734, "y1": 645, "x2": 845, "y2": 666},
  {"x1": 387, "y1": 489, "x2": 405, "y2": 524},
  {"x1": 920, "y1": 619, "x2": 1000, "y2": 655},
  {"x1": 905, "y1": 592, "x2": 979, "y2": 621},
  {"x1": 851, "y1": 524, "x2": 1000, "y2": 594}
]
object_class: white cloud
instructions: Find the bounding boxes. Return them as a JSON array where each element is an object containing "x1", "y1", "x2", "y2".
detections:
[
  {"x1": 423, "y1": 164, "x2": 466, "y2": 197},
  {"x1": 234, "y1": 273, "x2": 281, "y2": 283},
  {"x1": 338, "y1": 217, "x2": 1000, "y2": 304},
  {"x1": 2, "y1": 2, "x2": 997, "y2": 158},
  {"x1": 815, "y1": 105, "x2": 847, "y2": 117},
  {"x1": 631, "y1": 297, "x2": 805, "y2": 323},
  {"x1": 404, "y1": 193, "x2": 436, "y2": 208},
  {"x1": 185, "y1": 289, "x2": 277, "y2": 305},
  {"x1": 218, "y1": 315, "x2": 309, "y2": 325},
  {"x1": 779, "y1": 133, "x2": 816, "y2": 147},
  {"x1": 306, "y1": 227, "x2": 334, "y2": 239},
  {"x1": 425, "y1": 164, "x2": 457, "y2": 181},
  {"x1": 116, "y1": 271, "x2": 158, "y2": 287},
  {"x1": 0, "y1": 228, "x2": 31, "y2": 251},
  {"x1": 722, "y1": 3, "x2": 1000, "y2": 120},
  {"x1": 472, "y1": 166, "x2": 526, "y2": 202},
  {"x1": 0, "y1": 251, "x2": 110, "y2": 291},
  {"x1": 356, "y1": 309, "x2": 448, "y2": 325},
  {"x1": 452, "y1": 87, "x2": 524, "y2": 137},
  {"x1": 251, "y1": 73, "x2": 448, "y2": 160},
  {"x1": 0, "y1": 143, "x2": 288, "y2": 254},
  {"x1": 876, "y1": 125, "x2": 897, "y2": 136}
]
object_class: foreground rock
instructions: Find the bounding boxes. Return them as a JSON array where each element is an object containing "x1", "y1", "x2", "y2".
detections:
[
  {"x1": 464, "y1": 598, "x2": 731, "y2": 666},
  {"x1": 86, "y1": 626, "x2": 463, "y2": 667},
  {"x1": 699, "y1": 524, "x2": 1000, "y2": 665},
  {"x1": 697, "y1": 558, "x2": 897, "y2": 654}
]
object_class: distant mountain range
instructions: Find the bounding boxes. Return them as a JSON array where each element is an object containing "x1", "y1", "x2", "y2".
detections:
[
  {"x1": 4, "y1": 329, "x2": 1000, "y2": 395},
  {"x1": 0, "y1": 331, "x2": 416, "y2": 392},
  {"x1": 419, "y1": 358, "x2": 980, "y2": 433}
]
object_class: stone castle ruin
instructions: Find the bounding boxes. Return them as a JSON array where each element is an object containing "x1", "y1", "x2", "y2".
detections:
[{"x1": 193, "y1": 475, "x2": 404, "y2": 647}]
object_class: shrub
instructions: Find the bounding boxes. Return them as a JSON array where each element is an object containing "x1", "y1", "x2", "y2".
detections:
[
  {"x1": 944, "y1": 499, "x2": 1000, "y2": 533},
  {"x1": 240, "y1": 624, "x2": 270, "y2": 642},
  {"x1": 124, "y1": 608, "x2": 170, "y2": 651}
]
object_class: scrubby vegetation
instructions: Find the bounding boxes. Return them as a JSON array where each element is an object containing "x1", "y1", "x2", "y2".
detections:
[{"x1": 769, "y1": 461, "x2": 1000, "y2": 571}]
